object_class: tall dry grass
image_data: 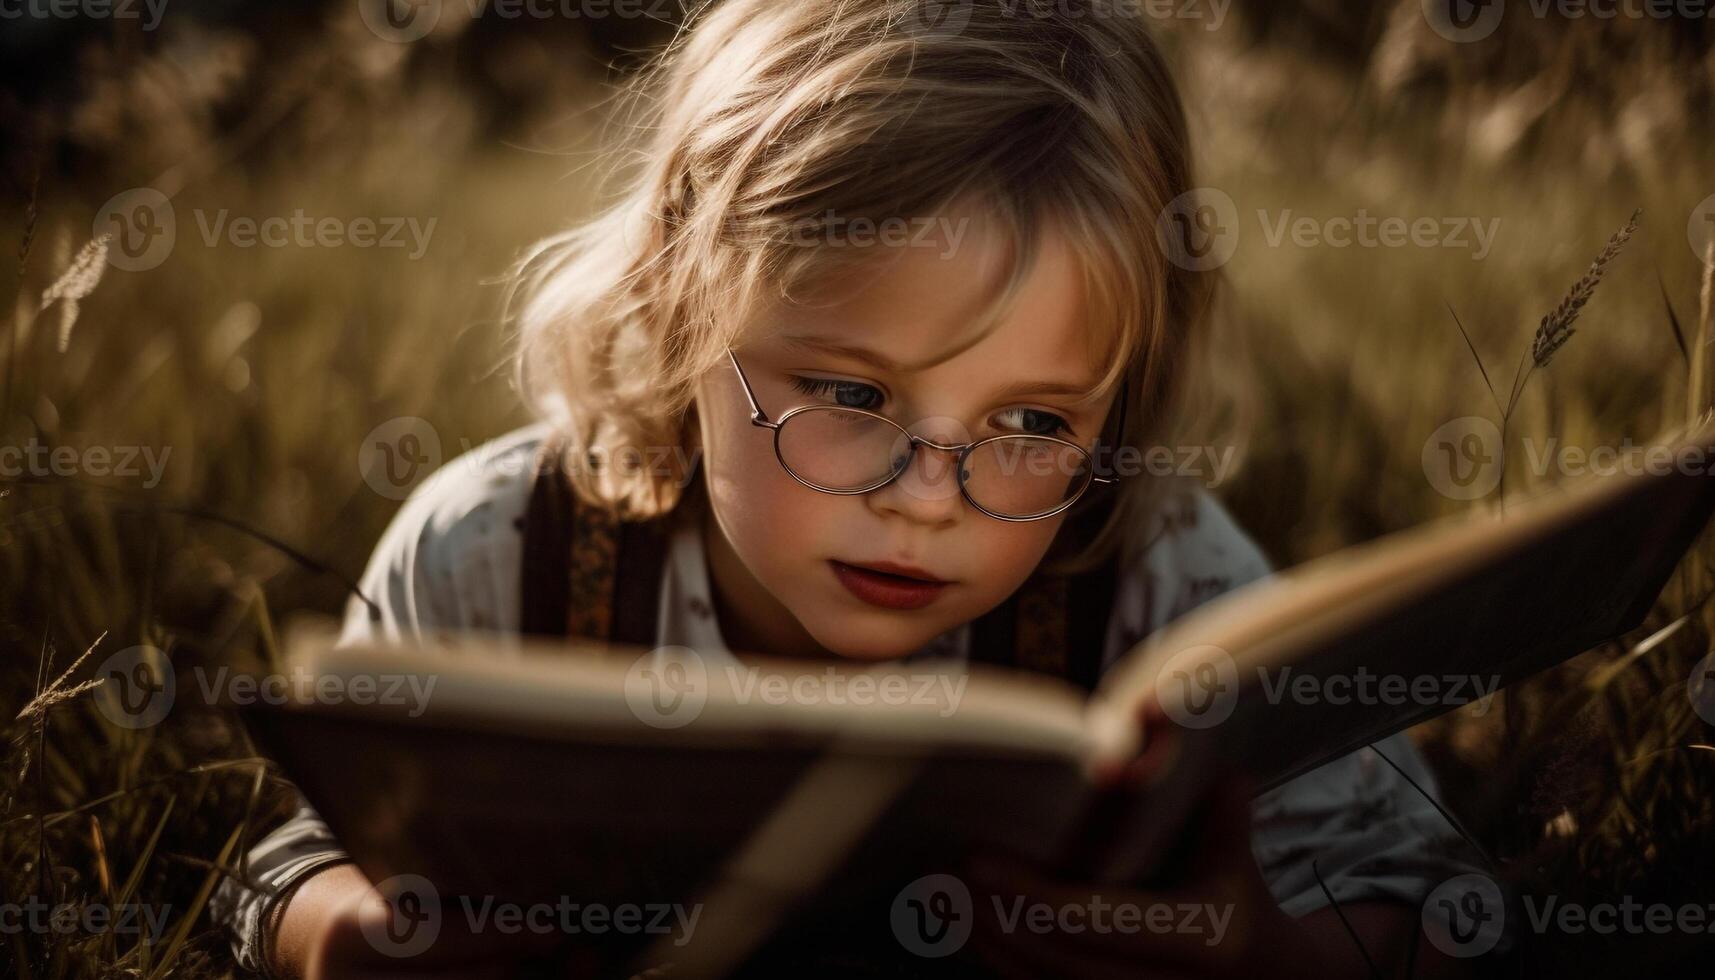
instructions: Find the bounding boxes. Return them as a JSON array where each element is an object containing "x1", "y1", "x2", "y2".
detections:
[{"x1": 0, "y1": 1, "x2": 1711, "y2": 975}]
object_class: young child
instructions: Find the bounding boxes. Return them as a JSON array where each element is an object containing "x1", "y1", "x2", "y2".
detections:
[{"x1": 214, "y1": 2, "x2": 1477, "y2": 976}]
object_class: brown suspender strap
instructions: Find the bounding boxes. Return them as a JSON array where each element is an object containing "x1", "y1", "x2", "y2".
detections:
[
  {"x1": 519, "y1": 440, "x2": 578, "y2": 639},
  {"x1": 968, "y1": 558, "x2": 1118, "y2": 694},
  {"x1": 519, "y1": 434, "x2": 670, "y2": 647},
  {"x1": 968, "y1": 495, "x2": 1122, "y2": 693},
  {"x1": 611, "y1": 517, "x2": 671, "y2": 647}
]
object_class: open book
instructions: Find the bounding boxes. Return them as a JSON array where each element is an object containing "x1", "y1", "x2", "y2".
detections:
[{"x1": 245, "y1": 412, "x2": 1715, "y2": 974}]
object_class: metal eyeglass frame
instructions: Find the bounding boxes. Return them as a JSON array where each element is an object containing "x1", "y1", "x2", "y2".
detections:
[{"x1": 724, "y1": 348, "x2": 1126, "y2": 523}]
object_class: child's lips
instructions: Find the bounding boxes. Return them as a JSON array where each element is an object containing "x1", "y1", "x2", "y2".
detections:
[
  {"x1": 839, "y1": 559, "x2": 949, "y2": 584},
  {"x1": 829, "y1": 560, "x2": 951, "y2": 610}
]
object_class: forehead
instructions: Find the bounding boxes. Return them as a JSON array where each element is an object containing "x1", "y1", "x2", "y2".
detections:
[{"x1": 750, "y1": 203, "x2": 1110, "y2": 397}]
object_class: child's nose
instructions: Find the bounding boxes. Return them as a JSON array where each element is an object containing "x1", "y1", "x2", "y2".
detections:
[{"x1": 867, "y1": 420, "x2": 968, "y2": 526}]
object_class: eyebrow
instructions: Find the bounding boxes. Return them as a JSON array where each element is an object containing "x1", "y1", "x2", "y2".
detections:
[{"x1": 779, "y1": 334, "x2": 1104, "y2": 405}]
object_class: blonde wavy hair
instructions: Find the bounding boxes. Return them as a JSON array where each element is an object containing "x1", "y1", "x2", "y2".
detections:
[{"x1": 510, "y1": 0, "x2": 1244, "y2": 574}]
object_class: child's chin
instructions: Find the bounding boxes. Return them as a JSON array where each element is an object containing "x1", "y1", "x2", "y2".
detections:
[{"x1": 813, "y1": 625, "x2": 943, "y2": 663}]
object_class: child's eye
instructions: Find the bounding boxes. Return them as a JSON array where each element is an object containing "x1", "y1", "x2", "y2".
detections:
[
  {"x1": 789, "y1": 376, "x2": 884, "y2": 412},
  {"x1": 994, "y1": 407, "x2": 1073, "y2": 438}
]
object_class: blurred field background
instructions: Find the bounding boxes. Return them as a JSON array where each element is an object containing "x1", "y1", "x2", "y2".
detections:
[{"x1": 2, "y1": 0, "x2": 1713, "y2": 975}]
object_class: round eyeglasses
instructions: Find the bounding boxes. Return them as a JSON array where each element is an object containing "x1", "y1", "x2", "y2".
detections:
[{"x1": 725, "y1": 348, "x2": 1125, "y2": 522}]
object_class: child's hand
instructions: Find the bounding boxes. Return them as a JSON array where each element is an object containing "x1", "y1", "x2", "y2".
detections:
[
  {"x1": 960, "y1": 774, "x2": 1431, "y2": 980},
  {"x1": 275, "y1": 864, "x2": 574, "y2": 979}
]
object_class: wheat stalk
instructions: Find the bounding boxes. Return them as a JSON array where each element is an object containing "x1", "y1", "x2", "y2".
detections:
[
  {"x1": 1506, "y1": 208, "x2": 1641, "y2": 416},
  {"x1": 1530, "y1": 207, "x2": 1641, "y2": 368},
  {"x1": 38, "y1": 233, "x2": 111, "y2": 353},
  {"x1": 14, "y1": 631, "x2": 108, "y2": 723}
]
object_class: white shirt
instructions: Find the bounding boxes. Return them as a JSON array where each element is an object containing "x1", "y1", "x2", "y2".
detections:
[{"x1": 215, "y1": 423, "x2": 1477, "y2": 974}]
